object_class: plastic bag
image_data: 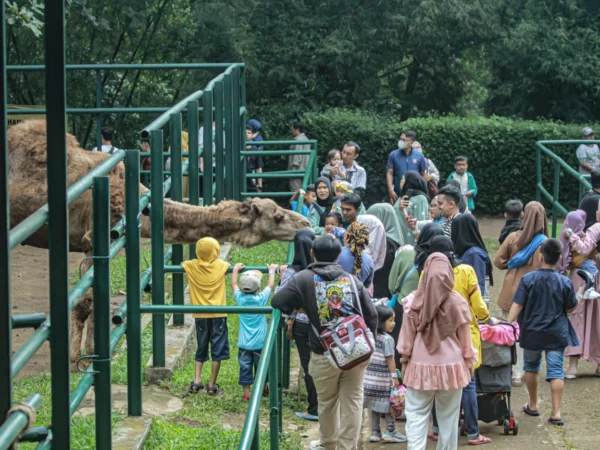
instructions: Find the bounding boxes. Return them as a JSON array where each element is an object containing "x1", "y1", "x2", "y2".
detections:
[{"x1": 389, "y1": 384, "x2": 406, "y2": 419}]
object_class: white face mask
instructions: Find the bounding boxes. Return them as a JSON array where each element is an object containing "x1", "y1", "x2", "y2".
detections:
[{"x1": 398, "y1": 140, "x2": 405, "y2": 150}]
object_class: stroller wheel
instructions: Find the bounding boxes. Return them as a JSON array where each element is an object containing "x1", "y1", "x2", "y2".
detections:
[
  {"x1": 513, "y1": 419, "x2": 519, "y2": 436},
  {"x1": 503, "y1": 420, "x2": 510, "y2": 435},
  {"x1": 497, "y1": 419, "x2": 503, "y2": 426}
]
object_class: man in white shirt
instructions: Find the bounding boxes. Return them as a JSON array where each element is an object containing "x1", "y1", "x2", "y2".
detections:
[
  {"x1": 576, "y1": 127, "x2": 600, "y2": 175},
  {"x1": 92, "y1": 127, "x2": 119, "y2": 154}
]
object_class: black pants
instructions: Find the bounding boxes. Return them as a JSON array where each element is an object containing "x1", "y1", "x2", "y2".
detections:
[{"x1": 292, "y1": 321, "x2": 318, "y2": 416}]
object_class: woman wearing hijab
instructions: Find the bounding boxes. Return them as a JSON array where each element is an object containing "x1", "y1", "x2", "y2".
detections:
[
  {"x1": 276, "y1": 229, "x2": 319, "y2": 421},
  {"x1": 451, "y1": 214, "x2": 493, "y2": 297},
  {"x1": 307, "y1": 177, "x2": 336, "y2": 235},
  {"x1": 427, "y1": 236, "x2": 498, "y2": 445},
  {"x1": 394, "y1": 171, "x2": 431, "y2": 245},
  {"x1": 367, "y1": 203, "x2": 404, "y2": 298},
  {"x1": 398, "y1": 253, "x2": 475, "y2": 450},
  {"x1": 414, "y1": 223, "x2": 445, "y2": 274},
  {"x1": 357, "y1": 215, "x2": 387, "y2": 272},
  {"x1": 494, "y1": 201, "x2": 548, "y2": 385},
  {"x1": 338, "y1": 222, "x2": 374, "y2": 288}
]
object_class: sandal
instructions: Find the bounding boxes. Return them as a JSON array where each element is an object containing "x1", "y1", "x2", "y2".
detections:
[
  {"x1": 242, "y1": 394, "x2": 250, "y2": 401},
  {"x1": 564, "y1": 371, "x2": 577, "y2": 380},
  {"x1": 186, "y1": 382, "x2": 204, "y2": 394},
  {"x1": 206, "y1": 384, "x2": 220, "y2": 395},
  {"x1": 547, "y1": 417, "x2": 564, "y2": 426},
  {"x1": 512, "y1": 377, "x2": 524, "y2": 387},
  {"x1": 523, "y1": 403, "x2": 540, "y2": 416},
  {"x1": 468, "y1": 434, "x2": 492, "y2": 446},
  {"x1": 427, "y1": 432, "x2": 439, "y2": 441}
]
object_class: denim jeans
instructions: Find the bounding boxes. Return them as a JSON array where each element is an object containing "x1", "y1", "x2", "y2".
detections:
[
  {"x1": 238, "y1": 348, "x2": 263, "y2": 386},
  {"x1": 523, "y1": 349, "x2": 565, "y2": 381}
]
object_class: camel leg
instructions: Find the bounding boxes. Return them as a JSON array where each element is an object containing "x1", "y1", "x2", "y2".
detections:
[
  {"x1": 70, "y1": 297, "x2": 92, "y2": 371},
  {"x1": 85, "y1": 306, "x2": 94, "y2": 356}
]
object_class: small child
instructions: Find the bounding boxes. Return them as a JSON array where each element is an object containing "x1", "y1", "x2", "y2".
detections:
[
  {"x1": 324, "y1": 211, "x2": 343, "y2": 234},
  {"x1": 182, "y1": 238, "x2": 231, "y2": 395},
  {"x1": 499, "y1": 200, "x2": 524, "y2": 244},
  {"x1": 320, "y1": 149, "x2": 347, "y2": 181},
  {"x1": 447, "y1": 155, "x2": 478, "y2": 211},
  {"x1": 231, "y1": 263, "x2": 278, "y2": 400},
  {"x1": 363, "y1": 304, "x2": 407, "y2": 443},
  {"x1": 507, "y1": 238, "x2": 585, "y2": 426},
  {"x1": 289, "y1": 185, "x2": 316, "y2": 217}
]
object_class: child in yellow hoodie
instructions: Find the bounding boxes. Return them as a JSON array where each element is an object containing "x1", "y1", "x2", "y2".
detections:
[{"x1": 182, "y1": 237, "x2": 230, "y2": 395}]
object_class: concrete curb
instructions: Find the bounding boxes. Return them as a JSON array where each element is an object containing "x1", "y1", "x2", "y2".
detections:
[
  {"x1": 144, "y1": 243, "x2": 232, "y2": 384},
  {"x1": 113, "y1": 417, "x2": 153, "y2": 450}
]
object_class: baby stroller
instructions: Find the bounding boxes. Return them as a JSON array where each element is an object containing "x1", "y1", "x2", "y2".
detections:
[{"x1": 473, "y1": 320, "x2": 519, "y2": 436}]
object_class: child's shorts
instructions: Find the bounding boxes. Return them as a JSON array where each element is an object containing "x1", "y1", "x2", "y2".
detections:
[
  {"x1": 580, "y1": 259, "x2": 598, "y2": 277},
  {"x1": 523, "y1": 349, "x2": 564, "y2": 381},
  {"x1": 238, "y1": 348, "x2": 264, "y2": 386},
  {"x1": 195, "y1": 317, "x2": 230, "y2": 363}
]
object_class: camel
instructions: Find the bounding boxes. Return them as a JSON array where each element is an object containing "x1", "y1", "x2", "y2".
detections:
[{"x1": 7, "y1": 120, "x2": 310, "y2": 368}]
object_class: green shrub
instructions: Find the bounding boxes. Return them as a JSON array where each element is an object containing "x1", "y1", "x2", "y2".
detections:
[{"x1": 300, "y1": 110, "x2": 595, "y2": 214}]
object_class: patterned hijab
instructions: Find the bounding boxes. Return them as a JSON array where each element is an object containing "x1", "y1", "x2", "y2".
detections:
[{"x1": 346, "y1": 221, "x2": 370, "y2": 276}]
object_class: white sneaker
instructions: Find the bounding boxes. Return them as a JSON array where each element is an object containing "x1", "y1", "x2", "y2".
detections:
[
  {"x1": 584, "y1": 288, "x2": 600, "y2": 300},
  {"x1": 369, "y1": 433, "x2": 382, "y2": 442},
  {"x1": 309, "y1": 440, "x2": 325, "y2": 450},
  {"x1": 382, "y1": 430, "x2": 408, "y2": 443}
]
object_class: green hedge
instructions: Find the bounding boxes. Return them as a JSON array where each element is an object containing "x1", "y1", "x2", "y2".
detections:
[{"x1": 299, "y1": 110, "x2": 595, "y2": 214}]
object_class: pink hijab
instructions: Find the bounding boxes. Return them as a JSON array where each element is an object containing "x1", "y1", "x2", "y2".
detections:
[{"x1": 557, "y1": 209, "x2": 586, "y2": 274}]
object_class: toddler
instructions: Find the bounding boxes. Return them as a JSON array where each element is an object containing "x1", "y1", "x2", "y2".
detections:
[
  {"x1": 231, "y1": 263, "x2": 278, "y2": 400},
  {"x1": 182, "y1": 238, "x2": 231, "y2": 395},
  {"x1": 363, "y1": 304, "x2": 407, "y2": 443},
  {"x1": 499, "y1": 200, "x2": 524, "y2": 244},
  {"x1": 289, "y1": 184, "x2": 316, "y2": 217},
  {"x1": 325, "y1": 211, "x2": 343, "y2": 234},
  {"x1": 320, "y1": 149, "x2": 346, "y2": 181}
]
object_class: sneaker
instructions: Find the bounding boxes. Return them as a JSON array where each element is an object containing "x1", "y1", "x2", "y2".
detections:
[
  {"x1": 577, "y1": 269, "x2": 595, "y2": 291},
  {"x1": 369, "y1": 433, "x2": 382, "y2": 442},
  {"x1": 382, "y1": 431, "x2": 407, "y2": 443},
  {"x1": 309, "y1": 440, "x2": 325, "y2": 450},
  {"x1": 584, "y1": 287, "x2": 600, "y2": 300}
]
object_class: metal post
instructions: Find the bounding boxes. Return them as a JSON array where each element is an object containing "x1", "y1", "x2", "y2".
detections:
[
  {"x1": 312, "y1": 142, "x2": 319, "y2": 183},
  {"x1": 282, "y1": 330, "x2": 290, "y2": 390},
  {"x1": 170, "y1": 114, "x2": 184, "y2": 326},
  {"x1": 203, "y1": 90, "x2": 214, "y2": 205},
  {"x1": 553, "y1": 160, "x2": 560, "y2": 238},
  {"x1": 214, "y1": 81, "x2": 224, "y2": 203},
  {"x1": 535, "y1": 146, "x2": 541, "y2": 203},
  {"x1": 269, "y1": 323, "x2": 280, "y2": 450},
  {"x1": 45, "y1": 0, "x2": 71, "y2": 447},
  {"x1": 187, "y1": 100, "x2": 199, "y2": 260},
  {"x1": 0, "y1": 0, "x2": 12, "y2": 422},
  {"x1": 224, "y1": 73, "x2": 233, "y2": 199},
  {"x1": 125, "y1": 150, "x2": 142, "y2": 416},
  {"x1": 231, "y1": 67, "x2": 241, "y2": 200},
  {"x1": 93, "y1": 177, "x2": 112, "y2": 450},
  {"x1": 277, "y1": 324, "x2": 283, "y2": 432},
  {"x1": 150, "y1": 129, "x2": 166, "y2": 366},
  {"x1": 95, "y1": 69, "x2": 102, "y2": 151},
  {"x1": 251, "y1": 421, "x2": 259, "y2": 450}
]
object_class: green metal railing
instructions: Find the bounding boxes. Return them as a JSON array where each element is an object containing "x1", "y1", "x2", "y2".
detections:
[{"x1": 536, "y1": 140, "x2": 599, "y2": 237}]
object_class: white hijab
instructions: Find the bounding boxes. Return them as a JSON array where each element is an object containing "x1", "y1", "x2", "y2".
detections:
[{"x1": 357, "y1": 214, "x2": 387, "y2": 271}]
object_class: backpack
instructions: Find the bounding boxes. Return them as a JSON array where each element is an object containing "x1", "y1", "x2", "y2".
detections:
[{"x1": 311, "y1": 273, "x2": 375, "y2": 370}]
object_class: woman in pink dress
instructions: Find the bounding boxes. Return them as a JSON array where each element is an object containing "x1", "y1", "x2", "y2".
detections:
[
  {"x1": 561, "y1": 202, "x2": 600, "y2": 378},
  {"x1": 398, "y1": 253, "x2": 475, "y2": 450}
]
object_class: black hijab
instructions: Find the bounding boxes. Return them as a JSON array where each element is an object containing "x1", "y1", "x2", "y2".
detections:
[
  {"x1": 314, "y1": 176, "x2": 335, "y2": 226},
  {"x1": 414, "y1": 223, "x2": 445, "y2": 273},
  {"x1": 401, "y1": 170, "x2": 430, "y2": 201},
  {"x1": 429, "y1": 235, "x2": 460, "y2": 267},
  {"x1": 451, "y1": 214, "x2": 493, "y2": 285},
  {"x1": 291, "y1": 229, "x2": 315, "y2": 272}
]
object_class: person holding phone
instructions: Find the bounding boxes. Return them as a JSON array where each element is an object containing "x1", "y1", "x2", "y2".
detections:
[{"x1": 394, "y1": 171, "x2": 431, "y2": 245}]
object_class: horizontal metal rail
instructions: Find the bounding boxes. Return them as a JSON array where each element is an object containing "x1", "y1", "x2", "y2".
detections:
[
  {"x1": 0, "y1": 394, "x2": 42, "y2": 450},
  {"x1": 140, "y1": 305, "x2": 273, "y2": 315},
  {"x1": 163, "y1": 265, "x2": 270, "y2": 274},
  {"x1": 11, "y1": 313, "x2": 46, "y2": 329},
  {"x1": 246, "y1": 140, "x2": 317, "y2": 146},
  {"x1": 536, "y1": 142, "x2": 592, "y2": 190},
  {"x1": 6, "y1": 63, "x2": 240, "y2": 71},
  {"x1": 9, "y1": 150, "x2": 126, "y2": 249},
  {"x1": 6, "y1": 107, "x2": 202, "y2": 115},
  {"x1": 241, "y1": 150, "x2": 313, "y2": 156},
  {"x1": 537, "y1": 183, "x2": 569, "y2": 216}
]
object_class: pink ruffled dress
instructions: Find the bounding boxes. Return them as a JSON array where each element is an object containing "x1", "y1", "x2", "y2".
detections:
[{"x1": 397, "y1": 293, "x2": 476, "y2": 390}]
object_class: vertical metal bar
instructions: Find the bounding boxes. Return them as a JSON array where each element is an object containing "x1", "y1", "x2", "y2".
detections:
[
  {"x1": 214, "y1": 81, "x2": 224, "y2": 203},
  {"x1": 239, "y1": 68, "x2": 247, "y2": 198},
  {"x1": 277, "y1": 324, "x2": 283, "y2": 432},
  {"x1": 150, "y1": 129, "x2": 166, "y2": 366},
  {"x1": 553, "y1": 160, "x2": 560, "y2": 238},
  {"x1": 45, "y1": 1, "x2": 71, "y2": 447},
  {"x1": 170, "y1": 113, "x2": 184, "y2": 326},
  {"x1": 282, "y1": 331, "x2": 290, "y2": 390},
  {"x1": 125, "y1": 150, "x2": 142, "y2": 416},
  {"x1": 224, "y1": 74, "x2": 233, "y2": 199},
  {"x1": 240, "y1": 65, "x2": 247, "y2": 110},
  {"x1": 95, "y1": 69, "x2": 102, "y2": 151},
  {"x1": 251, "y1": 421, "x2": 260, "y2": 450},
  {"x1": 232, "y1": 67, "x2": 241, "y2": 200},
  {"x1": 203, "y1": 90, "x2": 214, "y2": 205},
  {"x1": 536, "y1": 146, "x2": 541, "y2": 203},
  {"x1": 187, "y1": 100, "x2": 199, "y2": 260},
  {"x1": 93, "y1": 177, "x2": 112, "y2": 450},
  {"x1": 0, "y1": 0, "x2": 12, "y2": 421},
  {"x1": 269, "y1": 323, "x2": 280, "y2": 450},
  {"x1": 312, "y1": 142, "x2": 319, "y2": 183}
]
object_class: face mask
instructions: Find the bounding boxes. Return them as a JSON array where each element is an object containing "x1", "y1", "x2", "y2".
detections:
[{"x1": 398, "y1": 140, "x2": 405, "y2": 150}]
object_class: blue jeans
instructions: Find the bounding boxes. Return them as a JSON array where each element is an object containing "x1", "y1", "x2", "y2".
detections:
[
  {"x1": 238, "y1": 348, "x2": 263, "y2": 386},
  {"x1": 432, "y1": 377, "x2": 479, "y2": 439},
  {"x1": 580, "y1": 259, "x2": 598, "y2": 277},
  {"x1": 523, "y1": 349, "x2": 564, "y2": 381}
]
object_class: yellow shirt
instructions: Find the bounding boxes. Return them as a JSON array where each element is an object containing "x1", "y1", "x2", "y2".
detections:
[{"x1": 181, "y1": 238, "x2": 230, "y2": 318}]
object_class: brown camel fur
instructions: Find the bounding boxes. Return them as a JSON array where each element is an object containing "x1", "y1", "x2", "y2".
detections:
[{"x1": 8, "y1": 120, "x2": 310, "y2": 368}]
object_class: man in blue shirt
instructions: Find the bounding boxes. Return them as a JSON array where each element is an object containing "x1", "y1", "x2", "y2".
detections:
[
  {"x1": 507, "y1": 238, "x2": 583, "y2": 426},
  {"x1": 386, "y1": 131, "x2": 428, "y2": 203}
]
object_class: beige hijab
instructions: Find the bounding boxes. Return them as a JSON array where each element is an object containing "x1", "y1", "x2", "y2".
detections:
[{"x1": 515, "y1": 201, "x2": 548, "y2": 250}]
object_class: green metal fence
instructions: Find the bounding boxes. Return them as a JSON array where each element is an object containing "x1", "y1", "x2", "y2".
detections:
[{"x1": 536, "y1": 140, "x2": 599, "y2": 237}]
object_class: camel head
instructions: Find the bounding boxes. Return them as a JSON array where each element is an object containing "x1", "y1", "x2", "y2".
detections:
[{"x1": 235, "y1": 197, "x2": 310, "y2": 247}]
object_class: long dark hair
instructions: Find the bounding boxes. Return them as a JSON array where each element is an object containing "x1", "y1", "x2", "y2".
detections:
[
  {"x1": 291, "y1": 229, "x2": 315, "y2": 272},
  {"x1": 376, "y1": 304, "x2": 394, "y2": 334}
]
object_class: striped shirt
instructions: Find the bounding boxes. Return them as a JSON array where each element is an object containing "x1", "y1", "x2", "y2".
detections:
[
  {"x1": 344, "y1": 161, "x2": 367, "y2": 189},
  {"x1": 441, "y1": 213, "x2": 460, "y2": 236}
]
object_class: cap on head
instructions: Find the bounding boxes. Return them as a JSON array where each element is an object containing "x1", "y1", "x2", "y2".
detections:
[
  {"x1": 582, "y1": 127, "x2": 594, "y2": 137},
  {"x1": 239, "y1": 270, "x2": 262, "y2": 293}
]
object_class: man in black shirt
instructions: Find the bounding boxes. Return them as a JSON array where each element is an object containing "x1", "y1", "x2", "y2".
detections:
[{"x1": 579, "y1": 168, "x2": 600, "y2": 230}]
